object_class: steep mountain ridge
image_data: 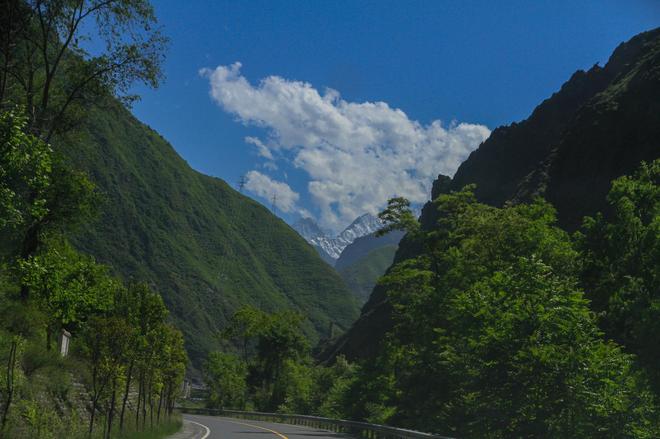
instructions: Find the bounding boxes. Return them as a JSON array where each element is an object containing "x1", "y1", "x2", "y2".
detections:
[
  {"x1": 59, "y1": 101, "x2": 359, "y2": 367},
  {"x1": 326, "y1": 27, "x2": 660, "y2": 362},
  {"x1": 450, "y1": 26, "x2": 660, "y2": 229}
]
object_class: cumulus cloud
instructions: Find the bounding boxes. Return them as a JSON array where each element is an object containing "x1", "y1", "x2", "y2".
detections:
[
  {"x1": 201, "y1": 63, "x2": 490, "y2": 230},
  {"x1": 245, "y1": 136, "x2": 274, "y2": 160},
  {"x1": 244, "y1": 170, "x2": 304, "y2": 215}
]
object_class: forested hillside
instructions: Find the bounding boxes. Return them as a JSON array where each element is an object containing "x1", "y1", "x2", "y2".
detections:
[
  {"x1": 59, "y1": 100, "x2": 359, "y2": 366},
  {"x1": 330, "y1": 26, "x2": 660, "y2": 362},
  {"x1": 0, "y1": 1, "x2": 194, "y2": 434},
  {"x1": 3, "y1": 1, "x2": 659, "y2": 437}
]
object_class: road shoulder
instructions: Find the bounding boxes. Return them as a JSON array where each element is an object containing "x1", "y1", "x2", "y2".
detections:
[{"x1": 166, "y1": 419, "x2": 210, "y2": 439}]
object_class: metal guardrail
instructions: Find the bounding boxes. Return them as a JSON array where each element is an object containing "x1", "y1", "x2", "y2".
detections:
[{"x1": 179, "y1": 407, "x2": 455, "y2": 439}]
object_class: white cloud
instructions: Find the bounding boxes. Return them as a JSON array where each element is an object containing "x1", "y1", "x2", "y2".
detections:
[
  {"x1": 202, "y1": 63, "x2": 491, "y2": 230},
  {"x1": 262, "y1": 161, "x2": 278, "y2": 171},
  {"x1": 244, "y1": 170, "x2": 304, "y2": 215},
  {"x1": 245, "y1": 136, "x2": 274, "y2": 160}
]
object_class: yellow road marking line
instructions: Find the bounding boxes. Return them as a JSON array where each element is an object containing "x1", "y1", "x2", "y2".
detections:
[{"x1": 221, "y1": 418, "x2": 289, "y2": 439}]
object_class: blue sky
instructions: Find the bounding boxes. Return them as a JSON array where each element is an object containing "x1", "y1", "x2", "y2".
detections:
[{"x1": 129, "y1": 0, "x2": 659, "y2": 232}]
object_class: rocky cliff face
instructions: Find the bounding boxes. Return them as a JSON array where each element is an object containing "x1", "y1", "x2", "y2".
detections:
[{"x1": 325, "y1": 27, "x2": 660, "y2": 362}]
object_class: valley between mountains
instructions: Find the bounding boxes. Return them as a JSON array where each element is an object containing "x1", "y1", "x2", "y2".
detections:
[{"x1": 1, "y1": 3, "x2": 659, "y2": 437}]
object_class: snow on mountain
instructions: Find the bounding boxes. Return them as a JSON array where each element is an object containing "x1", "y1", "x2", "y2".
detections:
[{"x1": 292, "y1": 214, "x2": 384, "y2": 262}]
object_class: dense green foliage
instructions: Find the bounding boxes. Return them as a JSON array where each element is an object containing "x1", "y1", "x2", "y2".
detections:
[
  {"x1": 19, "y1": 238, "x2": 117, "y2": 348},
  {"x1": 205, "y1": 306, "x2": 356, "y2": 417},
  {"x1": 577, "y1": 160, "x2": 660, "y2": 390},
  {"x1": 0, "y1": 110, "x2": 186, "y2": 438},
  {"x1": 211, "y1": 306, "x2": 309, "y2": 411},
  {"x1": 340, "y1": 188, "x2": 658, "y2": 437},
  {"x1": 205, "y1": 352, "x2": 248, "y2": 409},
  {"x1": 335, "y1": 26, "x2": 660, "y2": 365},
  {"x1": 208, "y1": 164, "x2": 660, "y2": 438},
  {"x1": 0, "y1": 110, "x2": 51, "y2": 229},
  {"x1": 0, "y1": 0, "x2": 167, "y2": 141}
]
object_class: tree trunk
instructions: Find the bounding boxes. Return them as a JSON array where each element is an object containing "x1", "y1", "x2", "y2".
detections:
[
  {"x1": 156, "y1": 387, "x2": 163, "y2": 423},
  {"x1": 163, "y1": 383, "x2": 172, "y2": 418},
  {"x1": 148, "y1": 378, "x2": 154, "y2": 429},
  {"x1": 89, "y1": 397, "x2": 97, "y2": 438},
  {"x1": 105, "y1": 380, "x2": 117, "y2": 439},
  {"x1": 45, "y1": 325, "x2": 52, "y2": 351},
  {"x1": 135, "y1": 372, "x2": 142, "y2": 430},
  {"x1": 89, "y1": 366, "x2": 99, "y2": 438},
  {"x1": 141, "y1": 376, "x2": 147, "y2": 430},
  {"x1": 119, "y1": 360, "x2": 133, "y2": 431},
  {"x1": 19, "y1": 223, "x2": 40, "y2": 301},
  {"x1": 0, "y1": 340, "x2": 18, "y2": 437}
]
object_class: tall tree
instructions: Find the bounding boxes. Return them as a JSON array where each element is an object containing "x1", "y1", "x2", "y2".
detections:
[
  {"x1": 577, "y1": 159, "x2": 660, "y2": 388},
  {"x1": 255, "y1": 310, "x2": 309, "y2": 410},
  {"x1": 205, "y1": 351, "x2": 247, "y2": 409},
  {"x1": 347, "y1": 189, "x2": 659, "y2": 438},
  {"x1": 0, "y1": 0, "x2": 167, "y2": 141},
  {"x1": 82, "y1": 315, "x2": 129, "y2": 438},
  {"x1": 18, "y1": 237, "x2": 116, "y2": 349},
  {"x1": 0, "y1": 108, "x2": 96, "y2": 282},
  {"x1": 0, "y1": 109, "x2": 52, "y2": 233}
]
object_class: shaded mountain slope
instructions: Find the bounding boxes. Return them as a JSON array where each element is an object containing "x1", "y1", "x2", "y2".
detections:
[
  {"x1": 335, "y1": 231, "x2": 404, "y2": 272},
  {"x1": 59, "y1": 101, "x2": 359, "y2": 366},
  {"x1": 451, "y1": 26, "x2": 660, "y2": 230},
  {"x1": 326, "y1": 27, "x2": 660, "y2": 362},
  {"x1": 337, "y1": 244, "x2": 398, "y2": 303},
  {"x1": 334, "y1": 231, "x2": 403, "y2": 303}
]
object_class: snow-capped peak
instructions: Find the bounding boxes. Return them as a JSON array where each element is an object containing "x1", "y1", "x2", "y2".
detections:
[{"x1": 292, "y1": 214, "x2": 384, "y2": 261}]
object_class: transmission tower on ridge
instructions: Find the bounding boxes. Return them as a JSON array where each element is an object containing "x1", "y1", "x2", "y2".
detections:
[
  {"x1": 237, "y1": 174, "x2": 247, "y2": 193},
  {"x1": 271, "y1": 193, "x2": 277, "y2": 213}
]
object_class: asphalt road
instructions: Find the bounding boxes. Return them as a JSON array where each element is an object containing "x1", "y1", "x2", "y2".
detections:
[{"x1": 181, "y1": 414, "x2": 351, "y2": 439}]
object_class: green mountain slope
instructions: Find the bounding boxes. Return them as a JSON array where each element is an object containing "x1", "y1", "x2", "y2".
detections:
[
  {"x1": 334, "y1": 231, "x2": 404, "y2": 271},
  {"x1": 58, "y1": 100, "x2": 359, "y2": 366},
  {"x1": 337, "y1": 245, "x2": 398, "y2": 303},
  {"x1": 326, "y1": 27, "x2": 660, "y2": 362}
]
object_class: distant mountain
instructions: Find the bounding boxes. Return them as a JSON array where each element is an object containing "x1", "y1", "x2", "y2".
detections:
[
  {"x1": 326, "y1": 27, "x2": 660, "y2": 362},
  {"x1": 293, "y1": 214, "x2": 384, "y2": 263},
  {"x1": 290, "y1": 218, "x2": 336, "y2": 264},
  {"x1": 55, "y1": 99, "x2": 360, "y2": 368},
  {"x1": 335, "y1": 230, "x2": 403, "y2": 303},
  {"x1": 335, "y1": 230, "x2": 404, "y2": 271}
]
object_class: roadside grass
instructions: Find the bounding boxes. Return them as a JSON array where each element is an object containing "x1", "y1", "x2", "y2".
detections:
[{"x1": 117, "y1": 417, "x2": 182, "y2": 439}]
